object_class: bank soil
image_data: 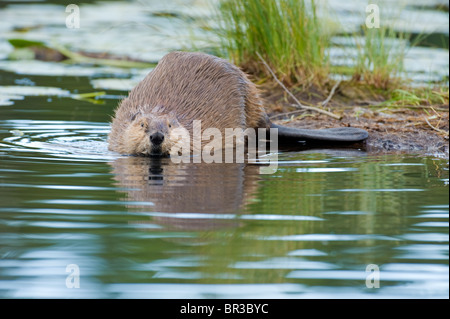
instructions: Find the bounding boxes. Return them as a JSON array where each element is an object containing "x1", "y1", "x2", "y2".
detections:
[{"x1": 264, "y1": 87, "x2": 449, "y2": 159}]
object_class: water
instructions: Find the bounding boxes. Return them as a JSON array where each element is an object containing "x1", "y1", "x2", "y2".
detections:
[
  {"x1": 0, "y1": 88, "x2": 448, "y2": 298},
  {"x1": 0, "y1": 0, "x2": 448, "y2": 299}
]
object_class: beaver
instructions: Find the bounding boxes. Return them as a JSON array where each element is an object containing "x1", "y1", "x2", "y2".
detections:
[{"x1": 108, "y1": 51, "x2": 368, "y2": 156}]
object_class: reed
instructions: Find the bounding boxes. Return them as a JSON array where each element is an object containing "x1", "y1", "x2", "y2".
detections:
[
  {"x1": 216, "y1": 0, "x2": 330, "y2": 87},
  {"x1": 353, "y1": 23, "x2": 409, "y2": 90},
  {"x1": 215, "y1": 0, "x2": 430, "y2": 94},
  {"x1": 382, "y1": 87, "x2": 449, "y2": 108}
]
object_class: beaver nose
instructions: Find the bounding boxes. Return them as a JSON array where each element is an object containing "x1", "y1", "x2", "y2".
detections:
[{"x1": 150, "y1": 132, "x2": 164, "y2": 145}]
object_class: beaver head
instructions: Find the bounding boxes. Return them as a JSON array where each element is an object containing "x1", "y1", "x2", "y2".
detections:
[{"x1": 123, "y1": 109, "x2": 183, "y2": 157}]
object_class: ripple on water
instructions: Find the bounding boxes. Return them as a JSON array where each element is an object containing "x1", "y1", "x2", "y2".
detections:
[{"x1": 1, "y1": 119, "x2": 117, "y2": 161}]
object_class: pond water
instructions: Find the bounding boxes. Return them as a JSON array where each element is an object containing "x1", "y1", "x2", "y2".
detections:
[
  {"x1": 0, "y1": 0, "x2": 449, "y2": 299},
  {"x1": 0, "y1": 78, "x2": 448, "y2": 298}
]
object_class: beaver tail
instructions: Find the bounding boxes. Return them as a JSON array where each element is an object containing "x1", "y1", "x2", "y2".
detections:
[{"x1": 269, "y1": 123, "x2": 368, "y2": 143}]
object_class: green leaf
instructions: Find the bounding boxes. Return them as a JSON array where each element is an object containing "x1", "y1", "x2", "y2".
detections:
[
  {"x1": 71, "y1": 91, "x2": 107, "y2": 104},
  {"x1": 8, "y1": 38, "x2": 46, "y2": 48}
]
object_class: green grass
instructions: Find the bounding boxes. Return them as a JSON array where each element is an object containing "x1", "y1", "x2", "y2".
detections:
[
  {"x1": 214, "y1": 0, "x2": 446, "y2": 98},
  {"x1": 350, "y1": 1, "x2": 426, "y2": 91},
  {"x1": 382, "y1": 87, "x2": 449, "y2": 108},
  {"x1": 353, "y1": 25, "x2": 408, "y2": 90},
  {"x1": 216, "y1": 0, "x2": 330, "y2": 87}
]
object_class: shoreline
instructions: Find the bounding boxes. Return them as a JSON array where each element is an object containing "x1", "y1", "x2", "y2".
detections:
[{"x1": 264, "y1": 87, "x2": 449, "y2": 159}]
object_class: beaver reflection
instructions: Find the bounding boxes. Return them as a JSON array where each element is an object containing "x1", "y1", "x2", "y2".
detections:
[{"x1": 109, "y1": 156, "x2": 260, "y2": 231}]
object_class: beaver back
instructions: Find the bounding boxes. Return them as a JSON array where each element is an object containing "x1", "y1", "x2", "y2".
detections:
[{"x1": 109, "y1": 51, "x2": 267, "y2": 153}]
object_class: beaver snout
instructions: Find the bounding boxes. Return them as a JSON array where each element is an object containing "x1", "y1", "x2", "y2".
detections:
[{"x1": 150, "y1": 132, "x2": 165, "y2": 145}]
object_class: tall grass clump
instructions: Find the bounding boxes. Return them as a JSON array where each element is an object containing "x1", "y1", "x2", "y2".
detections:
[
  {"x1": 217, "y1": 0, "x2": 330, "y2": 87},
  {"x1": 353, "y1": 24, "x2": 409, "y2": 90},
  {"x1": 351, "y1": 2, "x2": 425, "y2": 91}
]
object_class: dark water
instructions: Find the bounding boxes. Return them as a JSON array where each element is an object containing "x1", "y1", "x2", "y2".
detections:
[{"x1": 0, "y1": 72, "x2": 448, "y2": 298}]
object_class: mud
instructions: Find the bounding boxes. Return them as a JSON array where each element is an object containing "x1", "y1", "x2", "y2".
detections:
[{"x1": 265, "y1": 89, "x2": 449, "y2": 159}]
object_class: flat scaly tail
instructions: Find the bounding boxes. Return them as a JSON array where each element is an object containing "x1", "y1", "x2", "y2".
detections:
[{"x1": 270, "y1": 123, "x2": 369, "y2": 143}]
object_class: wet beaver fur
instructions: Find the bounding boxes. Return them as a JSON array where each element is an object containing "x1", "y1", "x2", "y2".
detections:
[{"x1": 108, "y1": 51, "x2": 368, "y2": 156}]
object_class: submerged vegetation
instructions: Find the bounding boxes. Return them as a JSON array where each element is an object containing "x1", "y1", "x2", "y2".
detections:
[{"x1": 7, "y1": 38, "x2": 155, "y2": 69}]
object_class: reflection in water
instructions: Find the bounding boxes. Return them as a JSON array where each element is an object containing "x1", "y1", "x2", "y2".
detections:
[
  {"x1": 0, "y1": 136, "x2": 447, "y2": 298},
  {"x1": 0, "y1": 106, "x2": 448, "y2": 298},
  {"x1": 110, "y1": 156, "x2": 261, "y2": 230}
]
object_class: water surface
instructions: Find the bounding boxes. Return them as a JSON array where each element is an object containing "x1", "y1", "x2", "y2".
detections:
[
  {"x1": 0, "y1": 0, "x2": 448, "y2": 299},
  {"x1": 0, "y1": 89, "x2": 448, "y2": 298}
]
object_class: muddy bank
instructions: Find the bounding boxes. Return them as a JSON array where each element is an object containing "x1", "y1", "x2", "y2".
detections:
[{"x1": 264, "y1": 88, "x2": 449, "y2": 159}]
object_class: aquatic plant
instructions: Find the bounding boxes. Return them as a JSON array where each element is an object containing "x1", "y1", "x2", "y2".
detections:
[{"x1": 352, "y1": 19, "x2": 410, "y2": 90}]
